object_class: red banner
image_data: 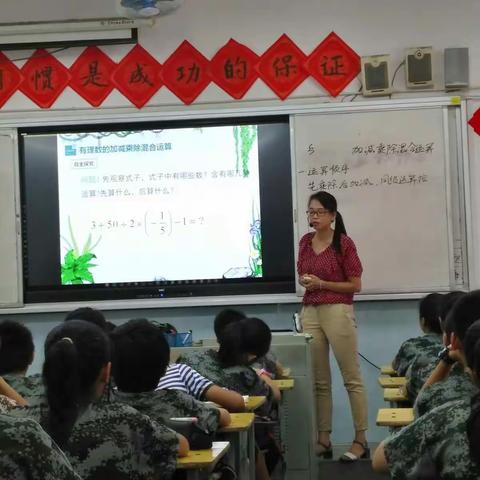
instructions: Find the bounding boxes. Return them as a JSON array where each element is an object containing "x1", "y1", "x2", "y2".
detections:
[
  {"x1": 20, "y1": 49, "x2": 71, "y2": 108},
  {"x1": 210, "y1": 39, "x2": 259, "y2": 99},
  {"x1": 0, "y1": 52, "x2": 23, "y2": 108},
  {"x1": 256, "y1": 34, "x2": 308, "y2": 100},
  {"x1": 304, "y1": 32, "x2": 360, "y2": 97},
  {"x1": 111, "y1": 44, "x2": 162, "y2": 108},
  {"x1": 161, "y1": 40, "x2": 211, "y2": 104},
  {"x1": 69, "y1": 46, "x2": 116, "y2": 107}
]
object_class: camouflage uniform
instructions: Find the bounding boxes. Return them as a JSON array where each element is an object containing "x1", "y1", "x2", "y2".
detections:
[
  {"x1": 112, "y1": 388, "x2": 221, "y2": 433},
  {"x1": 414, "y1": 363, "x2": 479, "y2": 417},
  {"x1": 2, "y1": 373, "x2": 45, "y2": 406},
  {"x1": 384, "y1": 399, "x2": 480, "y2": 480},
  {"x1": 0, "y1": 413, "x2": 81, "y2": 480},
  {"x1": 177, "y1": 349, "x2": 275, "y2": 417},
  {"x1": 405, "y1": 344, "x2": 443, "y2": 402},
  {"x1": 11, "y1": 401, "x2": 179, "y2": 480},
  {"x1": 0, "y1": 395, "x2": 16, "y2": 413},
  {"x1": 392, "y1": 333, "x2": 442, "y2": 376},
  {"x1": 251, "y1": 352, "x2": 279, "y2": 379}
]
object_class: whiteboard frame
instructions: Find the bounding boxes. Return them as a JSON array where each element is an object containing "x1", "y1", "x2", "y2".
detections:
[
  {"x1": 0, "y1": 96, "x2": 470, "y2": 313},
  {"x1": 443, "y1": 107, "x2": 455, "y2": 289},
  {"x1": 290, "y1": 100, "x2": 468, "y2": 298},
  {"x1": 0, "y1": 129, "x2": 23, "y2": 307},
  {"x1": 461, "y1": 100, "x2": 474, "y2": 290}
]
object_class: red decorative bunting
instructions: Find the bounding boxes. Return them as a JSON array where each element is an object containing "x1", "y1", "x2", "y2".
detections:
[
  {"x1": 210, "y1": 39, "x2": 259, "y2": 99},
  {"x1": 0, "y1": 52, "x2": 23, "y2": 108},
  {"x1": 69, "y1": 46, "x2": 116, "y2": 107},
  {"x1": 0, "y1": 35, "x2": 365, "y2": 109},
  {"x1": 304, "y1": 32, "x2": 360, "y2": 97},
  {"x1": 161, "y1": 40, "x2": 211, "y2": 105},
  {"x1": 256, "y1": 34, "x2": 308, "y2": 100},
  {"x1": 111, "y1": 44, "x2": 162, "y2": 108},
  {"x1": 20, "y1": 49, "x2": 71, "y2": 108},
  {"x1": 468, "y1": 108, "x2": 480, "y2": 136}
]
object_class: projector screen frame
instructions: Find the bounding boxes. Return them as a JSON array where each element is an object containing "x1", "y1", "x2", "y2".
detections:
[{"x1": 19, "y1": 114, "x2": 296, "y2": 304}]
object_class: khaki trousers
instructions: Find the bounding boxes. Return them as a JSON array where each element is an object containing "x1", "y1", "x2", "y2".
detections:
[{"x1": 302, "y1": 304, "x2": 368, "y2": 433}]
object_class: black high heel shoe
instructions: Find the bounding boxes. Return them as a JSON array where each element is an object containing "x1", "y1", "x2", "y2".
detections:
[
  {"x1": 339, "y1": 440, "x2": 370, "y2": 462},
  {"x1": 315, "y1": 441, "x2": 333, "y2": 459}
]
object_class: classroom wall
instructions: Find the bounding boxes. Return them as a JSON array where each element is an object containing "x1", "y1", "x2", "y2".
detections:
[
  {"x1": 1, "y1": 0, "x2": 479, "y2": 443},
  {"x1": 1, "y1": 0, "x2": 479, "y2": 109}
]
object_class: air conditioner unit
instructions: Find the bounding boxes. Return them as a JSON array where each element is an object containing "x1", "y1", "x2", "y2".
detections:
[
  {"x1": 0, "y1": 18, "x2": 154, "y2": 50},
  {"x1": 118, "y1": 0, "x2": 184, "y2": 19}
]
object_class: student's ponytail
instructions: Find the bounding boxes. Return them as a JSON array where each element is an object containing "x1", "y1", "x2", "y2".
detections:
[
  {"x1": 43, "y1": 337, "x2": 81, "y2": 447},
  {"x1": 463, "y1": 320, "x2": 480, "y2": 464},
  {"x1": 308, "y1": 191, "x2": 346, "y2": 253},
  {"x1": 42, "y1": 320, "x2": 110, "y2": 448},
  {"x1": 218, "y1": 320, "x2": 249, "y2": 367}
]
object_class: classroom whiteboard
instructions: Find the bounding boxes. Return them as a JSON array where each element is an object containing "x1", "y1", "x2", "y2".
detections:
[
  {"x1": 293, "y1": 106, "x2": 464, "y2": 294},
  {"x1": 0, "y1": 129, "x2": 22, "y2": 306}
]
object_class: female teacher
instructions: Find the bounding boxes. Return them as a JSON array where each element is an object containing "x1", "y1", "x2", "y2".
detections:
[{"x1": 298, "y1": 191, "x2": 368, "y2": 462}]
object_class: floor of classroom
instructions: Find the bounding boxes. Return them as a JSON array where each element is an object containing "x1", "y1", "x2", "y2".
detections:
[
  {"x1": 317, "y1": 460, "x2": 389, "y2": 480},
  {"x1": 271, "y1": 443, "x2": 389, "y2": 480},
  {"x1": 316, "y1": 443, "x2": 388, "y2": 480}
]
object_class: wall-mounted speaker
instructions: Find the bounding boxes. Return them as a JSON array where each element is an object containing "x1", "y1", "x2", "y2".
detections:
[
  {"x1": 405, "y1": 46, "x2": 433, "y2": 88},
  {"x1": 444, "y1": 47, "x2": 469, "y2": 89},
  {"x1": 361, "y1": 54, "x2": 391, "y2": 96}
]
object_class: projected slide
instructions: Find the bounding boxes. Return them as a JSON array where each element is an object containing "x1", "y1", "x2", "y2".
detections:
[{"x1": 57, "y1": 126, "x2": 261, "y2": 285}]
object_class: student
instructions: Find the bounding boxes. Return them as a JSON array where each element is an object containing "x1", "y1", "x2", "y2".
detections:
[
  {"x1": 12, "y1": 320, "x2": 188, "y2": 480},
  {"x1": 404, "y1": 293, "x2": 465, "y2": 403},
  {"x1": 392, "y1": 293, "x2": 443, "y2": 376},
  {"x1": 158, "y1": 362, "x2": 246, "y2": 412},
  {"x1": 0, "y1": 320, "x2": 44, "y2": 403},
  {"x1": 110, "y1": 318, "x2": 230, "y2": 432},
  {"x1": 178, "y1": 317, "x2": 282, "y2": 477},
  {"x1": 373, "y1": 291, "x2": 480, "y2": 479},
  {"x1": 64, "y1": 307, "x2": 108, "y2": 331},
  {"x1": 214, "y1": 309, "x2": 287, "y2": 379},
  {"x1": 414, "y1": 291, "x2": 475, "y2": 417},
  {"x1": 177, "y1": 316, "x2": 281, "y2": 412},
  {"x1": 0, "y1": 413, "x2": 81, "y2": 480}
]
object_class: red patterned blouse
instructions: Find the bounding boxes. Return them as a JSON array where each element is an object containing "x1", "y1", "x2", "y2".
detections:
[{"x1": 297, "y1": 232, "x2": 363, "y2": 305}]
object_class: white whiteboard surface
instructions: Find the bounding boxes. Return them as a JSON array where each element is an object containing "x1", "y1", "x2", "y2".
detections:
[
  {"x1": 0, "y1": 130, "x2": 22, "y2": 306},
  {"x1": 293, "y1": 107, "x2": 458, "y2": 294}
]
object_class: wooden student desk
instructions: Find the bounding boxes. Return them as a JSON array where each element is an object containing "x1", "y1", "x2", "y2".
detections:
[
  {"x1": 272, "y1": 378, "x2": 295, "y2": 391},
  {"x1": 219, "y1": 413, "x2": 255, "y2": 480},
  {"x1": 177, "y1": 441, "x2": 230, "y2": 479},
  {"x1": 384, "y1": 387, "x2": 409, "y2": 405},
  {"x1": 244, "y1": 395, "x2": 266, "y2": 411},
  {"x1": 376, "y1": 408, "x2": 414, "y2": 427},
  {"x1": 378, "y1": 376, "x2": 407, "y2": 388},
  {"x1": 380, "y1": 365, "x2": 397, "y2": 376}
]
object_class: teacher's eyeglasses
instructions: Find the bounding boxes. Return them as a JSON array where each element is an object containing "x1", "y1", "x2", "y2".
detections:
[{"x1": 306, "y1": 209, "x2": 329, "y2": 217}]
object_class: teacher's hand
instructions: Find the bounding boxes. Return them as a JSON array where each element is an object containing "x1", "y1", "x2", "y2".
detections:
[{"x1": 301, "y1": 274, "x2": 325, "y2": 291}]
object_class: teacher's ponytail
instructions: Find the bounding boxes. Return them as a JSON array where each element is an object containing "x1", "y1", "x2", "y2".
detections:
[
  {"x1": 332, "y1": 211, "x2": 347, "y2": 254},
  {"x1": 308, "y1": 191, "x2": 347, "y2": 253}
]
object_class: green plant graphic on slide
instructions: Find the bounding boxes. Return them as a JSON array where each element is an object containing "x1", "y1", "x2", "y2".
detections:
[
  {"x1": 249, "y1": 205, "x2": 262, "y2": 277},
  {"x1": 233, "y1": 125, "x2": 257, "y2": 177},
  {"x1": 61, "y1": 217, "x2": 101, "y2": 285}
]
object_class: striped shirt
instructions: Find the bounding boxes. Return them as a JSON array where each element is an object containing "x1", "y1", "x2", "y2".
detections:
[{"x1": 156, "y1": 364, "x2": 213, "y2": 399}]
